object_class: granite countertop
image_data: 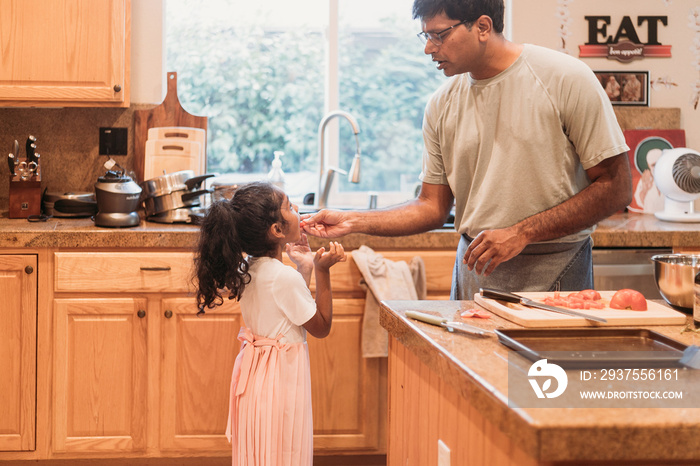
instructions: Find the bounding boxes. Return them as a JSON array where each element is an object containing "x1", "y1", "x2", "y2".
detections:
[
  {"x1": 379, "y1": 299, "x2": 700, "y2": 463},
  {"x1": 0, "y1": 211, "x2": 698, "y2": 249}
]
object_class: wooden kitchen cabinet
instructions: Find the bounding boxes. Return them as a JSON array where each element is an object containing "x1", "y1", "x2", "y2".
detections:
[
  {"x1": 52, "y1": 297, "x2": 148, "y2": 453},
  {"x1": 0, "y1": 255, "x2": 37, "y2": 452},
  {"x1": 52, "y1": 252, "x2": 196, "y2": 456},
  {"x1": 301, "y1": 249, "x2": 455, "y2": 454},
  {"x1": 0, "y1": 0, "x2": 130, "y2": 107},
  {"x1": 159, "y1": 297, "x2": 241, "y2": 452},
  {"x1": 45, "y1": 247, "x2": 455, "y2": 460}
]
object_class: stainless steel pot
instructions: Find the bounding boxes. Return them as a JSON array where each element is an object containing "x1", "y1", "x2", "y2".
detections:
[
  {"x1": 147, "y1": 206, "x2": 205, "y2": 224},
  {"x1": 143, "y1": 187, "x2": 210, "y2": 216},
  {"x1": 140, "y1": 170, "x2": 195, "y2": 198},
  {"x1": 140, "y1": 172, "x2": 214, "y2": 217}
]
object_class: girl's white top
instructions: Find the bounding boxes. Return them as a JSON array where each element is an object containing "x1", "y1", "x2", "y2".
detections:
[{"x1": 239, "y1": 256, "x2": 316, "y2": 344}]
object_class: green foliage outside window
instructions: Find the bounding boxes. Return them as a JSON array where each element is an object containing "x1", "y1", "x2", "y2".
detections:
[{"x1": 167, "y1": 5, "x2": 444, "y2": 196}]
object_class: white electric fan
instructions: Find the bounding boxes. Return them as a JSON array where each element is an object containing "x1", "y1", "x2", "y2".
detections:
[{"x1": 654, "y1": 148, "x2": 700, "y2": 222}]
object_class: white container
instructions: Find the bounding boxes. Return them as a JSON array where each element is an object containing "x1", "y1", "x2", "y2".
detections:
[{"x1": 268, "y1": 151, "x2": 286, "y2": 190}]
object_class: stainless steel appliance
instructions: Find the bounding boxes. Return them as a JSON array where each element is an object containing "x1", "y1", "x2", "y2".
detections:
[
  {"x1": 42, "y1": 191, "x2": 96, "y2": 217},
  {"x1": 94, "y1": 171, "x2": 142, "y2": 227},
  {"x1": 592, "y1": 248, "x2": 672, "y2": 300},
  {"x1": 139, "y1": 171, "x2": 212, "y2": 223}
]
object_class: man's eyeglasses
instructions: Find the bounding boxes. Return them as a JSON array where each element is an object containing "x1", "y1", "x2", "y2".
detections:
[{"x1": 417, "y1": 19, "x2": 470, "y2": 46}]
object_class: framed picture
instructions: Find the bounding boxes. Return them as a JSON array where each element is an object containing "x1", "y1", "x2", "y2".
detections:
[{"x1": 594, "y1": 71, "x2": 650, "y2": 106}]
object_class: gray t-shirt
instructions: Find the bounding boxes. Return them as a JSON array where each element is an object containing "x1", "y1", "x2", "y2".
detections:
[{"x1": 420, "y1": 44, "x2": 629, "y2": 242}]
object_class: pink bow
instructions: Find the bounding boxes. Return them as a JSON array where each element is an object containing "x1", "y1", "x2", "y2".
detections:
[{"x1": 234, "y1": 328, "x2": 284, "y2": 396}]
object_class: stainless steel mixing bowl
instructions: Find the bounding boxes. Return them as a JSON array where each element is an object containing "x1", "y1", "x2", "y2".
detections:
[{"x1": 651, "y1": 254, "x2": 700, "y2": 310}]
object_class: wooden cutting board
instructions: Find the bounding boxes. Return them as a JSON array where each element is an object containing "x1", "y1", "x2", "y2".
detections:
[
  {"x1": 133, "y1": 72, "x2": 208, "y2": 183},
  {"x1": 144, "y1": 139, "x2": 202, "y2": 180},
  {"x1": 474, "y1": 291, "x2": 687, "y2": 327}
]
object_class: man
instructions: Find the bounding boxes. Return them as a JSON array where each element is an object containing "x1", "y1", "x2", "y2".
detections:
[{"x1": 301, "y1": 0, "x2": 632, "y2": 299}]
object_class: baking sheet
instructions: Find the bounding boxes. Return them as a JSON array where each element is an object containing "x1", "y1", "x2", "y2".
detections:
[{"x1": 495, "y1": 328, "x2": 688, "y2": 368}]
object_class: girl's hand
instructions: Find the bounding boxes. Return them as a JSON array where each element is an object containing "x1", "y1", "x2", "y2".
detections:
[
  {"x1": 286, "y1": 233, "x2": 314, "y2": 271},
  {"x1": 313, "y1": 241, "x2": 347, "y2": 271}
]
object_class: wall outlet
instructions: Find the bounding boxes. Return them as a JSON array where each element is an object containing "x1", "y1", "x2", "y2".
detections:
[
  {"x1": 99, "y1": 127, "x2": 128, "y2": 155},
  {"x1": 438, "y1": 439, "x2": 451, "y2": 466}
]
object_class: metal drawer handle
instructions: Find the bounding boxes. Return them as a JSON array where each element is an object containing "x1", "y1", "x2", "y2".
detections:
[
  {"x1": 137, "y1": 310, "x2": 146, "y2": 318},
  {"x1": 164, "y1": 310, "x2": 173, "y2": 319},
  {"x1": 140, "y1": 266, "x2": 172, "y2": 271}
]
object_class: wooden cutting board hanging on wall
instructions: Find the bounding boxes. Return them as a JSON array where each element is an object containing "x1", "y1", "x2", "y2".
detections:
[{"x1": 133, "y1": 72, "x2": 208, "y2": 182}]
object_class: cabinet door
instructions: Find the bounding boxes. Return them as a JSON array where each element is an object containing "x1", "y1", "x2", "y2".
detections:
[
  {"x1": 160, "y1": 298, "x2": 241, "y2": 452},
  {"x1": 0, "y1": 0, "x2": 129, "y2": 106},
  {"x1": 0, "y1": 255, "x2": 36, "y2": 451},
  {"x1": 309, "y1": 298, "x2": 382, "y2": 452},
  {"x1": 53, "y1": 298, "x2": 147, "y2": 453}
]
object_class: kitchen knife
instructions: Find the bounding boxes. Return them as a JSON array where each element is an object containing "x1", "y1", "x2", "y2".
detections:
[
  {"x1": 405, "y1": 310, "x2": 491, "y2": 337},
  {"x1": 480, "y1": 288, "x2": 608, "y2": 323},
  {"x1": 8, "y1": 153, "x2": 15, "y2": 176},
  {"x1": 26, "y1": 143, "x2": 36, "y2": 165},
  {"x1": 26, "y1": 136, "x2": 36, "y2": 164}
]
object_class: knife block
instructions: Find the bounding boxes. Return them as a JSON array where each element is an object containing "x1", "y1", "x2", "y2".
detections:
[{"x1": 9, "y1": 177, "x2": 42, "y2": 218}]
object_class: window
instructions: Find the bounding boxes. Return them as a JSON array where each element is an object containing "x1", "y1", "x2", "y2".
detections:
[{"x1": 166, "y1": 0, "x2": 444, "y2": 207}]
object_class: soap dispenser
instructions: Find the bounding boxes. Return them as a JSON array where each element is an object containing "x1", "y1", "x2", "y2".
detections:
[{"x1": 268, "y1": 151, "x2": 286, "y2": 190}]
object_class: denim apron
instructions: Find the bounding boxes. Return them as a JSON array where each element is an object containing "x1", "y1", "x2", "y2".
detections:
[{"x1": 451, "y1": 235, "x2": 594, "y2": 300}]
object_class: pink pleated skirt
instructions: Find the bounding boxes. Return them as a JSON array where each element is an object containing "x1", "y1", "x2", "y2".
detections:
[{"x1": 226, "y1": 327, "x2": 313, "y2": 466}]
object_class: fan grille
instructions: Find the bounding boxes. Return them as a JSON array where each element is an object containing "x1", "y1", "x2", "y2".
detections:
[{"x1": 672, "y1": 153, "x2": 700, "y2": 193}]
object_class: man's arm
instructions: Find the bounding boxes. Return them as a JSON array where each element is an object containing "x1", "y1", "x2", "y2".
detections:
[
  {"x1": 464, "y1": 152, "x2": 633, "y2": 275},
  {"x1": 301, "y1": 182, "x2": 455, "y2": 238}
]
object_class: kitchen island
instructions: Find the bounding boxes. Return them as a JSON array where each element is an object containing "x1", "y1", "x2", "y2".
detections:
[
  {"x1": 0, "y1": 210, "x2": 698, "y2": 464},
  {"x1": 380, "y1": 300, "x2": 700, "y2": 465}
]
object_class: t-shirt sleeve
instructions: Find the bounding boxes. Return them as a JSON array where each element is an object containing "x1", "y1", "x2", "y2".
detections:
[
  {"x1": 558, "y1": 63, "x2": 629, "y2": 170},
  {"x1": 419, "y1": 98, "x2": 449, "y2": 185},
  {"x1": 271, "y1": 265, "x2": 317, "y2": 326}
]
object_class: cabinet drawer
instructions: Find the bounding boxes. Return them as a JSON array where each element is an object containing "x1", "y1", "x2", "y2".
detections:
[{"x1": 55, "y1": 252, "x2": 195, "y2": 292}]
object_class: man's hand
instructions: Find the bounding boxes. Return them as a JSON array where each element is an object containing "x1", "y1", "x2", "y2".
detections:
[
  {"x1": 300, "y1": 210, "x2": 352, "y2": 238},
  {"x1": 463, "y1": 153, "x2": 632, "y2": 276},
  {"x1": 463, "y1": 226, "x2": 528, "y2": 276}
]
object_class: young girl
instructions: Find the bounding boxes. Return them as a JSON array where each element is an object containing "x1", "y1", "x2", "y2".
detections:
[{"x1": 194, "y1": 181, "x2": 345, "y2": 465}]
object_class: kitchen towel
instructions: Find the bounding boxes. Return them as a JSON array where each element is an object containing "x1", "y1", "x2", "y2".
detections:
[{"x1": 352, "y1": 246, "x2": 426, "y2": 358}]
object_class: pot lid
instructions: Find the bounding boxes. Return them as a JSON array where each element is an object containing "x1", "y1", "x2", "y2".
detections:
[
  {"x1": 42, "y1": 191, "x2": 96, "y2": 203},
  {"x1": 140, "y1": 170, "x2": 196, "y2": 198},
  {"x1": 98, "y1": 170, "x2": 135, "y2": 183}
]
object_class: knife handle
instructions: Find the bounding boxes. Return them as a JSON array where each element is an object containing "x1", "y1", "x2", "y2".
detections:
[
  {"x1": 480, "y1": 288, "x2": 522, "y2": 303},
  {"x1": 405, "y1": 310, "x2": 447, "y2": 327},
  {"x1": 26, "y1": 143, "x2": 36, "y2": 164}
]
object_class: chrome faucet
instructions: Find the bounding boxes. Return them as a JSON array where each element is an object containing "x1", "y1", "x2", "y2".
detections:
[{"x1": 317, "y1": 110, "x2": 361, "y2": 209}]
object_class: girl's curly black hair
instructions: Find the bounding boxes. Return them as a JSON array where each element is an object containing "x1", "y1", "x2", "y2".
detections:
[{"x1": 194, "y1": 181, "x2": 288, "y2": 314}]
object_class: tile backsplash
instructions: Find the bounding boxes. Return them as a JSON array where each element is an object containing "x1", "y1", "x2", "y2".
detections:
[
  {"x1": 0, "y1": 106, "x2": 681, "y2": 215},
  {"x1": 1, "y1": 104, "x2": 152, "y2": 214}
]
